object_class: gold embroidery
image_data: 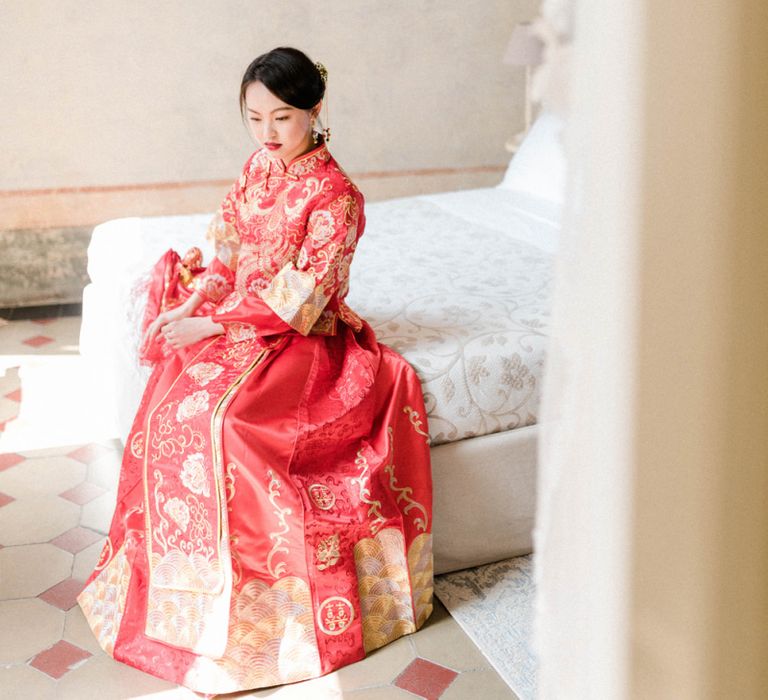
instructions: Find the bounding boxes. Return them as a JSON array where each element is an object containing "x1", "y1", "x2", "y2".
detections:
[
  {"x1": 403, "y1": 406, "x2": 430, "y2": 444},
  {"x1": 266, "y1": 469, "x2": 292, "y2": 579},
  {"x1": 176, "y1": 390, "x2": 210, "y2": 422},
  {"x1": 308, "y1": 483, "x2": 336, "y2": 510},
  {"x1": 317, "y1": 596, "x2": 354, "y2": 636},
  {"x1": 316, "y1": 534, "x2": 340, "y2": 571},
  {"x1": 260, "y1": 261, "x2": 326, "y2": 335},
  {"x1": 186, "y1": 362, "x2": 224, "y2": 386},
  {"x1": 130, "y1": 431, "x2": 145, "y2": 458},
  {"x1": 354, "y1": 528, "x2": 416, "y2": 652},
  {"x1": 351, "y1": 450, "x2": 386, "y2": 535},
  {"x1": 143, "y1": 342, "x2": 268, "y2": 655},
  {"x1": 230, "y1": 533, "x2": 243, "y2": 588},
  {"x1": 183, "y1": 576, "x2": 321, "y2": 693},
  {"x1": 384, "y1": 428, "x2": 429, "y2": 532},
  {"x1": 149, "y1": 403, "x2": 206, "y2": 462},
  {"x1": 224, "y1": 462, "x2": 238, "y2": 505},
  {"x1": 407, "y1": 533, "x2": 434, "y2": 629},
  {"x1": 77, "y1": 542, "x2": 131, "y2": 656}
]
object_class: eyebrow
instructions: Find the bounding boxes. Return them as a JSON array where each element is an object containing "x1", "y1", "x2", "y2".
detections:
[{"x1": 247, "y1": 106, "x2": 294, "y2": 115}]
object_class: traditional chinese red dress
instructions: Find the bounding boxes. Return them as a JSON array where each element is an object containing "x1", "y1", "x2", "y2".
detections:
[{"x1": 78, "y1": 142, "x2": 434, "y2": 694}]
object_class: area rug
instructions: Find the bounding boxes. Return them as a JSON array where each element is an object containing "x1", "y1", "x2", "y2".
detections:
[{"x1": 434, "y1": 555, "x2": 537, "y2": 699}]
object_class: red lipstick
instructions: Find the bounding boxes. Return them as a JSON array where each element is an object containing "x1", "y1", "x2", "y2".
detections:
[{"x1": 264, "y1": 142, "x2": 281, "y2": 151}]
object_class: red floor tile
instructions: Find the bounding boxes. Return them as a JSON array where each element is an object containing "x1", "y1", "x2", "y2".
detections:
[
  {"x1": 0, "y1": 453, "x2": 24, "y2": 471},
  {"x1": 4, "y1": 388, "x2": 21, "y2": 402},
  {"x1": 59, "y1": 481, "x2": 106, "y2": 505},
  {"x1": 66, "y1": 443, "x2": 112, "y2": 465},
  {"x1": 30, "y1": 640, "x2": 91, "y2": 679},
  {"x1": 0, "y1": 491, "x2": 15, "y2": 508},
  {"x1": 22, "y1": 335, "x2": 55, "y2": 348},
  {"x1": 38, "y1": 577, "x2": 87, "y2": 611},
  {"x1": 394, "y1": 657, "x2": 459, "y2": 700},
  {"x1": 50, "y1": 526, "x2": 104, "y2": 554}
]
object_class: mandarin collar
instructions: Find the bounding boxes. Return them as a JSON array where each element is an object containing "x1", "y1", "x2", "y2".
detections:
[{"x1": 264, "y1": 142, "x2": 331, "y2": 180}]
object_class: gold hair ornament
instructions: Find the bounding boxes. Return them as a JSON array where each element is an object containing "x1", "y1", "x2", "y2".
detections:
[{"x1": 313, "y1": 61, "x2": 331, "y2": 142}]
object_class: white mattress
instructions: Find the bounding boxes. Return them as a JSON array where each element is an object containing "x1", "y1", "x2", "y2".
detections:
[{"x1": 81, "y1": 187, "x2": 558, "y2": 444}]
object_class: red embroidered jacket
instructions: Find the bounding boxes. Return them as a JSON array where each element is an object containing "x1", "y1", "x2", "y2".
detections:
[{"x1": 193, "y1": 143, "x2": 366, "y2": 339}]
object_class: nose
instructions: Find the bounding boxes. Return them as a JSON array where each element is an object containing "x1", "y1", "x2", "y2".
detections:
[{"x1": 260, "y1": 119, "x2": 277, "y2": 142}]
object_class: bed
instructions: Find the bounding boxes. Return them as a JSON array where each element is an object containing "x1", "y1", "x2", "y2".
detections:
[{"x1": 80, "y1": 111, "x2": 565, "y2": 575}]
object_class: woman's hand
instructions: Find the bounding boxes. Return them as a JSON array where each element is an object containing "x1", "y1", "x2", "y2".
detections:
[
  {"x1": 161, "y1": 317, "x2": 224, "y2": 350},
  {"x1": 144, "y1": 305, "x2": 191, "y2": 348}
]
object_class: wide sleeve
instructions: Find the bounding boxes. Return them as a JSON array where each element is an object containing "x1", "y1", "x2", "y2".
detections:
[
  {"x1": 261, "y1": 190, "x2": 361, "y2": 334},
  {"x1": 211, "y1": 189, "x2": 362, "y2": 337},
  {"x1": 191, "y1": 169, "x2": 245, "y2": 304}
]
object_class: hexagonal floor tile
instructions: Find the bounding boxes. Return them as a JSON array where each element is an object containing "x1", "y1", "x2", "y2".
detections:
[
  {"x1": 0, "y1": 495, "x2": 80, "y2": 545},
  {"x1": 334, "y1": 632, "x2": 416, "y2": 690},
  {"x1": 0, "y1": 543, "x2": 73, "y2": 598},
  {"x1": 0, "y1": 663, "x2": 58, "y2": 700},
  {"x1": 63, "y1": 605, "x2": 104, "y2": 656},
  {"x1": 80, "y1": 491, "x2": 116, "y2": 534},
  {"x1": 55, "y1": 653, "x2": 181, "y2": 699},
  {"x1": 0, "y1": 598, "x2": 65, "y2": 664},
  {"x1": 72, "y1": 539, "x2": 105, "y2": 582},
  {"x1": 0, "y1": 456, "x2": 86, "y2": 499}
]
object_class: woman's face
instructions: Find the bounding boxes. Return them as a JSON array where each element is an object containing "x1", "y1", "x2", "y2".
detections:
[{"x1": 244, "y1": 81, "x2": 319, "y2": 165}]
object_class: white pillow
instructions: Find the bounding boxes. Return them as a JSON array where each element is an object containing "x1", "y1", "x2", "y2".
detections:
[{"x1": 498, "y1": 110, "x2": 567, "y2": 204}]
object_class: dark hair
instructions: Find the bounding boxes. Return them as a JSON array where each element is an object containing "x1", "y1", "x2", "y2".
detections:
[{"x1": 239, "y1": 47, "x2": 325, "y2": 117}]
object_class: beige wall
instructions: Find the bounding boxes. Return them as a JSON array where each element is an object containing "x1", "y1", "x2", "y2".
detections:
[{"x1": 2, "y1": 0, "x2": 540, "y2": 228}]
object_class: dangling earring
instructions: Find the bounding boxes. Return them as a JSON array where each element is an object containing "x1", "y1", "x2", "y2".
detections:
[{"x1": 311, "y1": 117, "x2": 319, "y2": 145}]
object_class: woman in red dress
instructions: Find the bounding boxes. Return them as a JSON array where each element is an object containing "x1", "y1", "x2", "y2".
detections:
[{"x1": 78, "y1": 47, "x2": 433, "y2": 694}]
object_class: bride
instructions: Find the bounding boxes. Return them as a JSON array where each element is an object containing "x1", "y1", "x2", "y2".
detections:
[{"x1": 77, "y1": 46, "x2": 434, "y2": 694}]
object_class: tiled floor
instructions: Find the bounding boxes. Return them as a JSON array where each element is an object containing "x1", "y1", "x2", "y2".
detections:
[{"x1": 0, "y1": 309, "x2": 517, "y2": 699}]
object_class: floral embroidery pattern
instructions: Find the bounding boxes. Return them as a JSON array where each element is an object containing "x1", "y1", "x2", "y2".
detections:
[
  {"x1": 186, "y1": 362, "x2": 224, "y2": 387},
  {"x1": 176, "y1": 390, "x2": 210, "y2": 422},
  {"x1": 308, "y1": 209, "x2": 335, "y2": 245},
  {"x1": 193, "y1": 273, "x2": 231, "y2": 304},
  {"x1": 180, "y1": 452, "x2": 210, "y2": 497},
  {"x1": 163, "y1": 497, "x2": 191, "y2": 531},
  {"x1": 316, "y1": 534, "x2": 340, "y2": 571}
]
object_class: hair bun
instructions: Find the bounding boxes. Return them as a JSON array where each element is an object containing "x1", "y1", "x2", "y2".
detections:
[{"x1": 314, "y1": 61, "x2": 328, "y2": 84}]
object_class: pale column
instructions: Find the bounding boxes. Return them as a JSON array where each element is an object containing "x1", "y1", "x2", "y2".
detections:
[{"x1": 629, "y1": 2, "x2": 768, "y2": 697}]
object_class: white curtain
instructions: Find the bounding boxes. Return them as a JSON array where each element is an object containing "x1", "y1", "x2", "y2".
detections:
[
  {"x1": 531, "y1": 0, "x2": 768, "y2": 697},
  {"x1": 530, "y1": 0, "x2": 644, "y2": 697}
]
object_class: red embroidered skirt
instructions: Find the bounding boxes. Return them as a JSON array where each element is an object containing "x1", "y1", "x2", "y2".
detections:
[{"x1": 78, "y1": 298, "x2": 433, "y2": 693}]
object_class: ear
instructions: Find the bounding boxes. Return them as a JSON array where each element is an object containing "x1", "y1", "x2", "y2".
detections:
[{"x1": 311, "y1": 100, "x2": 323, "y2": 119}]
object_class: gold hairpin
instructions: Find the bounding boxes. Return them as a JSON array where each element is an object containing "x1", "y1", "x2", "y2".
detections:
[{"x1": 314, "y1": 61, "x2": 328, "y2": 84}]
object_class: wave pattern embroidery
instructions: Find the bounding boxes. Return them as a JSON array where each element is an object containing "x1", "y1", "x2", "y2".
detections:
[
  {"x1": 354, "y1": 528, "x2": 416, "y2": 652},
  {"x1": 77, "y1": 542, "x2": 131, "y2": 656},
  {"x1": 183, "y1": 577, "x2": 321, "y2": 694}
]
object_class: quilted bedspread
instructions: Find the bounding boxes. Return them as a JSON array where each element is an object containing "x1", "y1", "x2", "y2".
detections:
[{"x1": 82, "y1": 188, "x2": 559, "y2": 445}]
